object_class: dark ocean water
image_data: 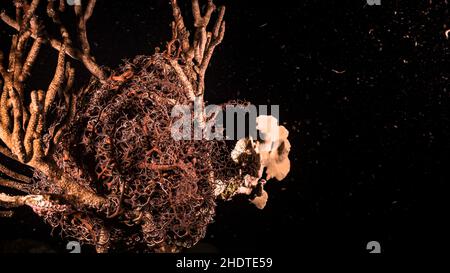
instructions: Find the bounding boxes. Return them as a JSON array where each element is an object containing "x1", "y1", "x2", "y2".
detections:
[{"x1": 0, "y1": 0, "x2": 448, "y2": 254}]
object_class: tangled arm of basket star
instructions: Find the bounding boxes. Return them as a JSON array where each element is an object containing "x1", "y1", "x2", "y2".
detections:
[{"x1": 0, "y1": 0, "x2": 291, "y2": 253}]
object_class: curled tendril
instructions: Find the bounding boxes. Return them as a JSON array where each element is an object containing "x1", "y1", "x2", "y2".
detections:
[{"x1": 31, "y1": 54, "x2": 255, "y2": 252}]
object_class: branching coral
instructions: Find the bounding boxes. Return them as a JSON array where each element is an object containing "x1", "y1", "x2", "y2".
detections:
[{"x1": 0, "y1": 0, "x2": 291, "y2": 252}]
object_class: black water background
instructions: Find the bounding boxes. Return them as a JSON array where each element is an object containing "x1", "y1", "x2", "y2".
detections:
[{"x1": 0, "y1": 0, "x2": 448, "y2": 254}]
